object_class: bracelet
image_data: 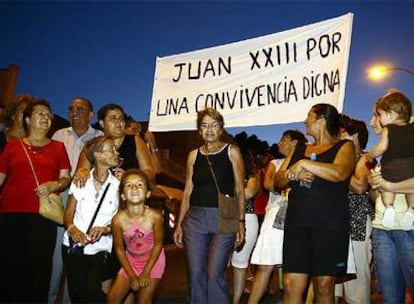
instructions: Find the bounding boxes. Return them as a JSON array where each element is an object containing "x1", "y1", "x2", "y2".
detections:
[{"x1": 67, "y1": 224, "x2": 75, "y2": 232}]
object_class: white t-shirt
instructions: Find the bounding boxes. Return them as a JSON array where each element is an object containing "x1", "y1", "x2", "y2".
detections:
[{"x1": 63, "y1": 169, "x2": 120, "y2": 254}]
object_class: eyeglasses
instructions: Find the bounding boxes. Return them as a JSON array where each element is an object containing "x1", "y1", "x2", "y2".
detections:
[
  {"x1": 68, "y1": 106, "x2": 89, "y2": 114},
  {"x1": 200, "y1": 122, "x2": 221, "y2": 130},
  {"x1": 101, "y1": 145, "x2": 117, "y2": 153},
  {"x1": 33, "y1": 111, "x2": 53, "y2": 119}
]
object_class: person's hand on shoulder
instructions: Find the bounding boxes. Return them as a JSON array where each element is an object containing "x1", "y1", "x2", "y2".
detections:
[{"x1": 73, "y1": 168, "x2": 89, "y2": 188}]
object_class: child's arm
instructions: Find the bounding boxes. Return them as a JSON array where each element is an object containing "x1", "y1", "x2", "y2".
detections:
[
  {"x1": 367, "y1": 127, "x2": 389, "y2": 161},
  {"x1": 138, "y1": 209, "x2": 164, "y2": 287},
  {"x1": 112, "y1": 213, "x2": 139, "y2": 290}
]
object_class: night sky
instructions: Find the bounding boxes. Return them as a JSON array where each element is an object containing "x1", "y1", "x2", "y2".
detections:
[{"x1": 1, "y1": 1, "x2": 413, "y2": 149}]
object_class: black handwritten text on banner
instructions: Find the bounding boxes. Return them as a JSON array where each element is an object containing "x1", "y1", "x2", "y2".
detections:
[{"x1": 149, "y1": 13, "x2": 353, "y2": 131}]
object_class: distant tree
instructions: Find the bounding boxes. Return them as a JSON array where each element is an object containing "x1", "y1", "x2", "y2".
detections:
[
  {"x1": 234, "y1": 131, "x2": 278, "y2": 175},
  {"x1": 234, "y1": 132, "x2": 270, "y2": 157}
]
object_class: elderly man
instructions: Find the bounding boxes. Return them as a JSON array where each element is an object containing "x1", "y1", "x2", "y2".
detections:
[{"x1": 49, "y1": 97, "x2": 103, "y2": 303}]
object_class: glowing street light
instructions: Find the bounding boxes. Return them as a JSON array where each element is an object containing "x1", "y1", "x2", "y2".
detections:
[{"x1": 367, "y1": 65, "x2": 414, "y2": 81}]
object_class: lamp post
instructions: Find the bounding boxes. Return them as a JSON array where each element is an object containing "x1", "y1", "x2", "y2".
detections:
[{"x1": 367, "y1": 65, "x2": 414, "y2": 81}]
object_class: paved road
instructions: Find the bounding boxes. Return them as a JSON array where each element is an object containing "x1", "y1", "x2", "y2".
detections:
[
  {"x1": 153, "y1": 245, "x2": 414, "y2": 304},
  {"x1": 153, "y1": 244, "x2": 282, "y2": 303}
]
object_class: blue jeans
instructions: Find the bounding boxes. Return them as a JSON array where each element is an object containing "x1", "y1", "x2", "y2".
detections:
[
  {"x1": 372, "y1": 228, "x2": 414, "y2": 304},
  {"x1": 183, "y1": 206, "x2": 236, "y2": 304}
]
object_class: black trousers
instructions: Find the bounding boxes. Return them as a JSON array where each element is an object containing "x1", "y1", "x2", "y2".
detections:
[
  {"x1": 63, "y1": 246, "x2": 110, "y2": 303},
  {"x1": 0, "y1": 213, "x2": 56, "y2": 303}
]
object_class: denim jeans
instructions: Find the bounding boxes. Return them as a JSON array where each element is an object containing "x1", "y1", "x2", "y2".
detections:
[
  {"x1": 183, "y1": 206, "x2": 236, "y2": 304},
  {"x1": 372, "y1": 228, "x2": 414, "y2": 304}
]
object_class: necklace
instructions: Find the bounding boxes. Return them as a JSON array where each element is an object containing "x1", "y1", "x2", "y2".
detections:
[
  {"x1": 26, "y1": 137, "x2": 48, "y2": 154},
  {"x1": 27, "y1": 144, "x2": 43, "y2": 154},
  {"x1": 93, "y1": 172, "x2": 108, "y2": 184},
  {"x1": 93, "y1": 172, "x2": 108, "y2": 199},
  {"x1": 204, "y1": 142, "x2": 223, "y2": 154}
]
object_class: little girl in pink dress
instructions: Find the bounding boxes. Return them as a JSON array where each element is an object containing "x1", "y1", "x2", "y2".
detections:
[{"x1": 107, "y1": 169, "x2": 165, "y2": 303}]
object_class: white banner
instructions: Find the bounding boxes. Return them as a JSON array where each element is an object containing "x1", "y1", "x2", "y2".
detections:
[{"x1": 149, "y1": 13, "x2": 353, "y2": 131}]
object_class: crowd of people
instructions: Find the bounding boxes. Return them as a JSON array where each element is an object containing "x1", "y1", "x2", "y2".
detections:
[{"x1": 0, "y1": 89, "x2": 413, "y2": 304}]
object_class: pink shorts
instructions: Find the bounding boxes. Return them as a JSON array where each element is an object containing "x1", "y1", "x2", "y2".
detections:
[{"x1": 119, "y1": 249, "x2": 166, "y2": 279}]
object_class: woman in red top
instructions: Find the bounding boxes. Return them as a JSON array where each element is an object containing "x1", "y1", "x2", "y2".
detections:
[{"x1": 0, "y1": 99, "x2": 71, "y2": 303}]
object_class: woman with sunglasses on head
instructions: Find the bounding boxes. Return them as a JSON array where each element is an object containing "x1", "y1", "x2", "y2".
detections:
[{"x1": 63, "y1": 136, "x2": 121, "y2": 303}]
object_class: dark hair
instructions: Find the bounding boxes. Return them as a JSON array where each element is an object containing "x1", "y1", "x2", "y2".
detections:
[
  {"x1": 23, "y1": 99, "x2": 53, "y2": 133},
  {"x1": 84, "y1": 136, "x2": 109, "y2": 165},
  {"x1": 375, "y1": 91, "x2": 412, "y2": 123},
  {"x1": 282, "y1": 129, "x2": 307, "y2": 144},
  {"x1": 4, "y1": 95, "x2": 35, "y2": 128},
  {"x1": 339, "y1": 113, "x2": 351, "y2": 130},
  {"x1": 196, "y1": 108, "x2": 224, "y2": 130},
  {"x1": 339, "y1": 114, "x2": 369, "y2": 150},
  {"x1": 311, "y1": 103, "x2": 340, "y2": 137},
  {"x1": 119, "y1": 169, "x2": 151, "y2": 209},
  {"x1": 97, "y1": 103, "x2": 125, "y2": 121},
  {"x1": 72, "y1": 97, "x2": 93, "y2": 112}
]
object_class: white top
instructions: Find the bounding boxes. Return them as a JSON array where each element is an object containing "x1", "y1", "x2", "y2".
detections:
[
  {"x1": 250, "y1": 158, "x2": 284, "y2": 265},
  {"x1": 63, "y1": 169, "x2": 120, "y2": 255},
  {"x1": 53, "y1": 126, "x2": 103, "y2": 175}
]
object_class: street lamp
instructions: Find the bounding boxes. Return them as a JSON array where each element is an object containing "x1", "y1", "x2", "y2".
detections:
[{"x1": 367, "y1": 65, "x2": 414, "y2": 81}]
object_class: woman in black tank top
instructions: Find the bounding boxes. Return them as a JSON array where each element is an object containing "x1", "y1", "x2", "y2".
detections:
[
  {"x1": 274, "y1": 104, "x2": 355, "y2": 303},
  {"x1": 173, "y1": 108, "x2": 246, "y2": 303}
]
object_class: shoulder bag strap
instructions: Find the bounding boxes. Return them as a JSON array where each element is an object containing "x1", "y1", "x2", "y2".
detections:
[
  {"x1": 20, "y1": 139, "x2": 40, "y2": 187},
  {"x1": 86, "y1": 182, "x2": 111, "y2": 234},
  {"x1": 205, "y1": 152, "x2": 221, "y2": 194}
]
